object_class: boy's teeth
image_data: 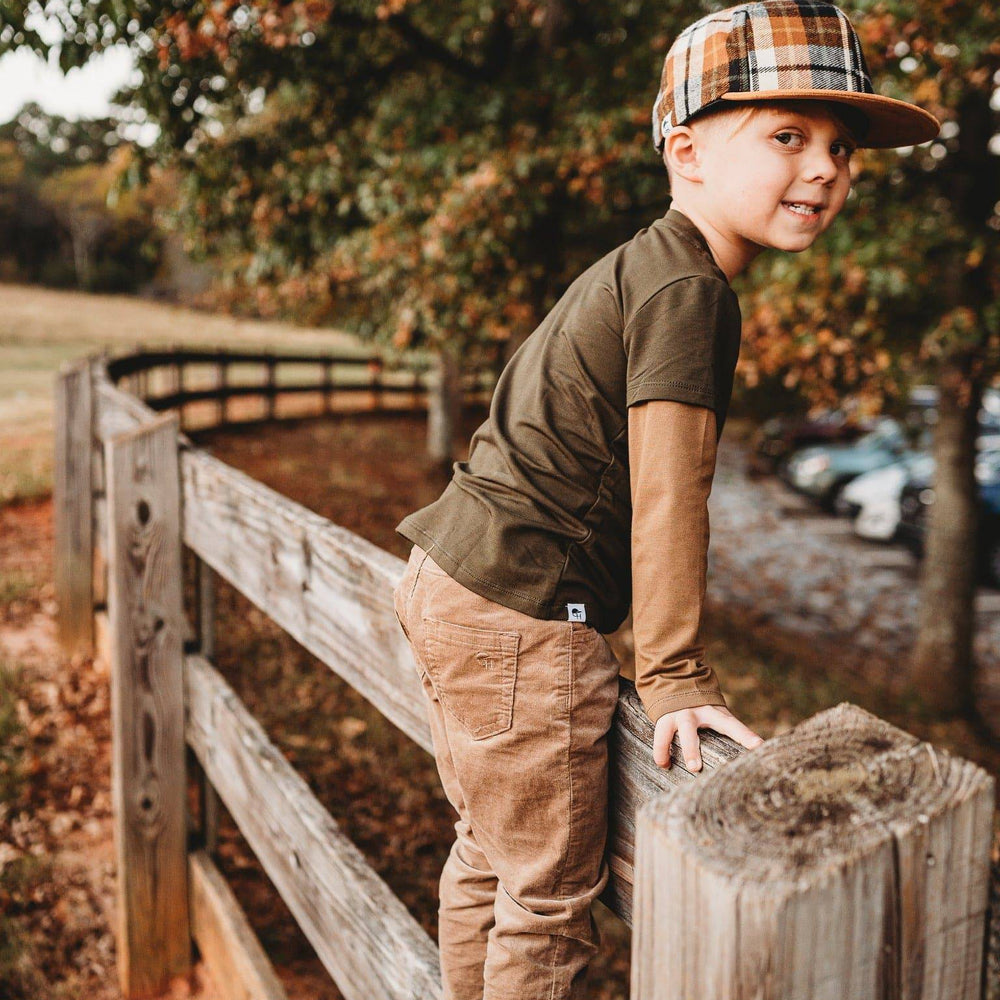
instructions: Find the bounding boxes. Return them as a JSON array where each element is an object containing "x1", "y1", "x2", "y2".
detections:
[{"x1": 784, "y1": 202, "x2": 818, "y2": 215}]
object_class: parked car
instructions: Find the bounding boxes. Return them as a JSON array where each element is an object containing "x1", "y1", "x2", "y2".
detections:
[
  {"x1": 748, "y1": 406, "x2": 877, "y2": 476},
  {"x1": 838, "y1": 452, "x2": 934, "y2": 541},
  {"x1": 838, "y1": 430, "x2": 1000, "y2": 541},
  {"x1": 750, "y1": 383, "x2": 951, "y2": 479},
  {"x1": 781, "y1": 417, "x2": 912, "y2": 509},
  {"x1": 897, "y1": 447, "x2": 1000, "y2": 587},
  {"x1": 981, "y1": 460, "x2": 1000, "y2": 587},
  {"x1": 901, "y1": 384, "x2": 1000, "y2": 434}
]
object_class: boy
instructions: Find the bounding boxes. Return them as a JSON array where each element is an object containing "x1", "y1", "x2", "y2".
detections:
[{"x1": 392, "y1": 2, "x2": 940, "y2": 997}]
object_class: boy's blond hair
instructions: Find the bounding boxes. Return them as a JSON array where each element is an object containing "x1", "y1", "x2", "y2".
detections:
[{"x1": 661, "y1": 98, "x2": 867, "y2": 186}]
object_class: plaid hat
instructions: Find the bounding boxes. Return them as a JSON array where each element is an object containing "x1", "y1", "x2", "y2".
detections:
[{"x1": 652, "y1": 0, "x2": 940, "y2": 152}]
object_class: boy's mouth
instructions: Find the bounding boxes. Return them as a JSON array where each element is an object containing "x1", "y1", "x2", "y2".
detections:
[{"x1": 781, "y1": 201, "x2": 823, "y2": 217}]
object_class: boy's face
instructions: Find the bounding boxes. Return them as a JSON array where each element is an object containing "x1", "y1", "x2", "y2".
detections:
[{"x1": 685, "y1": 102, "x2": 855, "y2": 255}]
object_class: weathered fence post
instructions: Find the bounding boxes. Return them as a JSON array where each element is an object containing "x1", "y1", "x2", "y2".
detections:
[
  {"x1": 265, "y1": 352, "x2": 277, "y2": 421},
  {"x1": 369, "y1": 356, "x2": 384, "y2": 411},
  {"x1": 322, "y1": 356, "x2": 333, "y2": 415},
  {"x1": 631, "y1": 702, "x2": 995, "y2": 1000},
  {"x1": 411, "y1": 368, "x2": 422, "y2": 411},
  {"x1": 106, "y1": 411, "x2": 192, "y2": 997},
  {"x1": 136, "y1": 341, "x2": 148, "y2": 398},
  {"x1": 196, "y1": 557, "x2": 220, "y2": 854},
  {"x1": 217, "y1": 348, "x2": 229, "y2": 427},
  {"x1": 174, "y1": 344, "x2": 186, "y2": 431},
  {"x1": 54, "y1": 357, "x2": 94, "y2": 656}
]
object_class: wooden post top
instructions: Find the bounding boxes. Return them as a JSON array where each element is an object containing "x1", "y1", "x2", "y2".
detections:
[{"x1": 639, "y1": 701, "x2": 994, "y2": 889}]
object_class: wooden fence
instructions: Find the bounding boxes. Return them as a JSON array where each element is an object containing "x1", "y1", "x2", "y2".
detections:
[{"x1": 53, "y1": 346, "x2": 997, "y2": 1000}]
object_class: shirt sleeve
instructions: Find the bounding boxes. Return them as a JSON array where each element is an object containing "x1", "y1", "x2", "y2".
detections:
[
  {"x1": 628, "y1": 397, "x2": 728, "y2": 724},
  {"x1": 623, "y1": 275, "x2": 740, "y2": 417}
]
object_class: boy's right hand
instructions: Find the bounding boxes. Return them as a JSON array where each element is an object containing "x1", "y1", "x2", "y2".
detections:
[{"x1": 653, "y1": 704, "x2": 764, "y2": 773}]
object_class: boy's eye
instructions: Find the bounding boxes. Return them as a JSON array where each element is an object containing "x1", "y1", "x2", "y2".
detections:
[
  {"x1": 773, "y1": 131, "x2": 804, "y2": 148},
  {"x1": 773, "y1": 131, "x2": 855, "y2": 159}
]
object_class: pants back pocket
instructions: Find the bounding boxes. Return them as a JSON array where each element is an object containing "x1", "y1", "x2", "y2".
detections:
[{"x1": 422, "y1": 617, "x2": 519, "y2": 740}]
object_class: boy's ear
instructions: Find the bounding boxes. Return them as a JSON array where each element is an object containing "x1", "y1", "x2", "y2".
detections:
[{"x1": 663, "y1": 125, "x2": 703, "y2": 185}]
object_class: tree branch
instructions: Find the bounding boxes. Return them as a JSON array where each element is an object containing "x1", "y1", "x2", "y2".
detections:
[{"x1": 383, "y1": 12, "x2": 497, "y2": 83}]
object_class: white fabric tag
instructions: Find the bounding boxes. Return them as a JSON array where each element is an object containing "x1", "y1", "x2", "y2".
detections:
[{"x1": 567, "y1": 603, "x2": 587, "y2": 623}]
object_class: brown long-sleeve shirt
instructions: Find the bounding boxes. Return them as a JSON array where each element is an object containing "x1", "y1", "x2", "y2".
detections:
[
  {"x1": 627, "y1": 398, "x2": 727, "y2": 724},
  {"x1": 397, "y1": 209, "x2": 742, "y2": 638}
]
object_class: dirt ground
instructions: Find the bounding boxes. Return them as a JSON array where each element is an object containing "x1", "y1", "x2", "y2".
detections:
[
  {"x1": 2, "y1": 406, "x2": 998, "y2": 999},
  {"x1": 0, "y1": 500, "x2": 148, "y2": 999}
]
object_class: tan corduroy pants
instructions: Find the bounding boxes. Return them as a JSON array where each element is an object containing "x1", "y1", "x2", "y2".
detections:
[{"x1": 392, "y1": 544, "x2": 621, "y2": 1000}]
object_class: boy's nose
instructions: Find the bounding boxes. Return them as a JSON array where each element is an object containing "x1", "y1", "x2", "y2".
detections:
[{"x1": 801, "y1": 145, "x2": 840, "y2": 185}]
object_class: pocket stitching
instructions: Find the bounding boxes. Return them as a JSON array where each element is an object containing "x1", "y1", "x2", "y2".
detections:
[
  {"x1": 423, "y1": 618, "x2": 519, "y2": 740},
  {"x1": 423, "y1": 615, "x2": 520, "y2": 648}
]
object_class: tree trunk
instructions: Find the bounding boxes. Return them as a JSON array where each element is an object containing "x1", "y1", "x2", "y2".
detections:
[
  {"x1": 69, "y1": 218, "x2": 94, "y2": 291},
  {"x1": 67, "y1": 210, "x2": 111, "y2": 291},
  {"x1": 427, "y1": 348, "x2": 461, "y2": 467},
  {"x1": 910, "y1": 358, "x2": 981, "y2": 715}
]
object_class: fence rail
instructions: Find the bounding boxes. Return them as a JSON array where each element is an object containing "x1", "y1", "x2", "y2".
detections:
[
  {"x1": 97, "y1": 343, "x2": 491, "y2": 432},
  {"x1": 54, "y1": 346, "x2": 997, "y2": 1000}
]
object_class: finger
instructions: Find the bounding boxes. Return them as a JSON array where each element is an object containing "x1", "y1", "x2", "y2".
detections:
[
  {"x1": 653, "y1": 718, "x2": 677, "y2": 769},
  {"x1": 699, "y1": 707, "x2": 765, "y2": 751},
  {"x1": 677, "y1": 715, "x2": 702, "y2": 772}
]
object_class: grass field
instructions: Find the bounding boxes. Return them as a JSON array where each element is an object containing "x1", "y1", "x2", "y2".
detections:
[{"x1": 0, "y1": 282, "x2": 373, "y2": 506}]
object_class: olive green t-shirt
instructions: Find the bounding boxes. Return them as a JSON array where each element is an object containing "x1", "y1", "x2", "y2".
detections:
[{"x1": 396, "y1": 207, "x2": 742, "y2": 634}]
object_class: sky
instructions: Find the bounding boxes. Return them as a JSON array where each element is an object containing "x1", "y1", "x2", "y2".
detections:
[{"x1": 0, "y1": 44, "x2": 135, "y2": 126}]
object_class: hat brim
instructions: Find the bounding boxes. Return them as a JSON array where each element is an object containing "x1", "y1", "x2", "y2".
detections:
[{"x1": 717, "y1": 89, "x2": 940, "y2": 148}]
